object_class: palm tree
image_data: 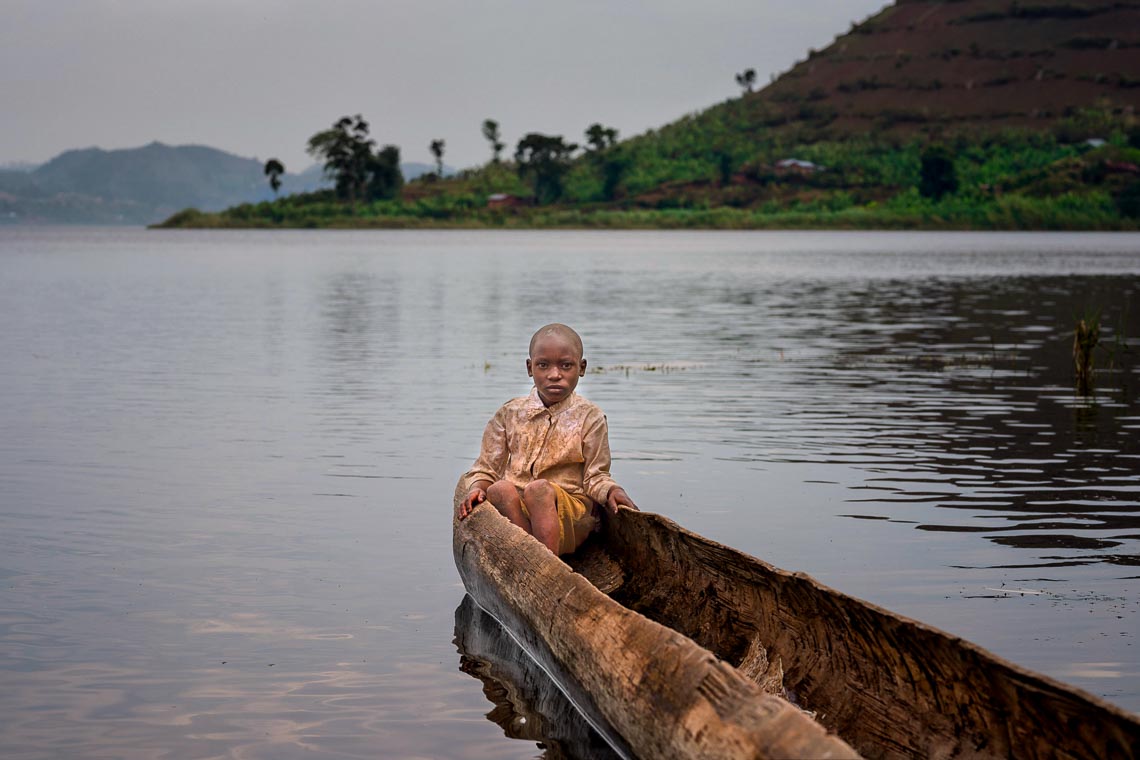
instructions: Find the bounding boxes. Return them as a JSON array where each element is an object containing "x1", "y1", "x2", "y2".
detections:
[
  {"x1": 735, "y1": 68, "x2": 757, "y2": 94},
  {"x1": 264, "y1": 158, "x2": 285, "y2": 196},
  {"x1": 482, "y1": 119, "x2": 505, "y2": 163},
  {"x1": 430, "y1": 139, "x2": 446, "y2": 177},
  {"x1": 585, "y1": 123, "x2": 618, "y2": 153}
]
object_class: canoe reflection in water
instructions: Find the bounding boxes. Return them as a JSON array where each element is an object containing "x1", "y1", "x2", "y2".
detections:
[{"x1": 453, "y1": 595, "x2": 623, "y2": 760}]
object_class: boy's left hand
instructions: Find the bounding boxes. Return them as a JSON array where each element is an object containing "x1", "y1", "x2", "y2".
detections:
[
  {"x1": 605, "y1": 486, "x2": 638, "y2": 515},
  {"x1": 458, "y1": 487, "x2": 486, "y2": 520}
]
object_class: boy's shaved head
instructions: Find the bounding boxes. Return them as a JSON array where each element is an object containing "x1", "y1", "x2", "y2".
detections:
[{"x1": 529, "y1": 323, "x2": 584, "y2": 359}]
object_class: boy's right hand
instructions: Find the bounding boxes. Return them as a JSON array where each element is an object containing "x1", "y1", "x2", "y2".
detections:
[{"x1": 458, "y1": 487, "x2": 486, "y2": 520}]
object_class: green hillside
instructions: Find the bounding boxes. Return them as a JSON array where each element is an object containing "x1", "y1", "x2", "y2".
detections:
[{"x1": 160, "y1": 0, "x2": 1140, "y2": 231}]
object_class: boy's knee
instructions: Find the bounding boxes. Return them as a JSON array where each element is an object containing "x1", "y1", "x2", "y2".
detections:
[
  {"x1": 486, "y1": 480, "x2": 519, "y2": 507},
  {"x1": 523, "y1": 479, "x2": 555, "y2": 506}
]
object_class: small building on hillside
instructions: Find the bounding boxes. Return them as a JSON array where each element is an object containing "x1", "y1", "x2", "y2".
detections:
[
  {"x1": 775, "y1": 158, "x2": 824, "y2": 175},
  {"x1": 487, "y1": 193, "x2": 525, "y2": 208}
]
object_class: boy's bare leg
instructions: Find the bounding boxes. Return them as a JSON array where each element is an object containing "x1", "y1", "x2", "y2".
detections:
[
  {"x1": 523, "y1": 480, "x2": 560, "y2": 554},
  {"x1": 486, "y1": 480, "x2": 531, "y2": 532}
]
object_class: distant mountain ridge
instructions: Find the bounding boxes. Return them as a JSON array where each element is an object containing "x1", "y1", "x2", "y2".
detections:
[{"x1": 0, "y1": 142, "x2": 440, "y2": 225}]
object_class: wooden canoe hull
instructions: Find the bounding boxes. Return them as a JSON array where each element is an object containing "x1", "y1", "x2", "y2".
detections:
[
  {"x1": 453, "y1": 489, "x2": 859, "y2": 760},
  {"x1": 453, "y1": 594, "x2": 622, "y2": 759},
  {"x1": 596, "y1": 505, "x2": 1140, "y2": 760},
  {"x1": 454, "y1": 483, "x2": 1140, "y2": 759}
]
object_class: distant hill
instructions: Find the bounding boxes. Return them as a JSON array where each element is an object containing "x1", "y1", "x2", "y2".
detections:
[
  {"x1": 0, "y1": 143, "x2": 310, "y2": 225},
  {"x1": 746, "y1": 0, "x2": 1140, "y2": 139},
  {"x1": 0, "y1": 142, "x2": 444, "y2": 225},
  {"x1": 0, "y1": 169, "x2": 39, "y2": 195},
  {"x1": 560, "y1": 0, "x2": 1140, "y2": 208}
]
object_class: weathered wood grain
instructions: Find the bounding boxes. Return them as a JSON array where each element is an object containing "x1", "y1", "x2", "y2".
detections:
[
  {"x1": 600, "y1": 507, "x2": 1140, "y2": 760},
  {"x1": 453, "y1": 486, "x2": 859, "y2": 760},
  {"x1": 454, "y1": 594, "x2": 622, "y2": 759},
  {"x1": 454, "y1": 482, "x2": 1140, "y2": 759}
]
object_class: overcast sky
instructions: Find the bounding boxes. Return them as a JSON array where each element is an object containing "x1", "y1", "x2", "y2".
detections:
[{"x1": 2, "y1": 1, "x2": 889, "y2": 171}]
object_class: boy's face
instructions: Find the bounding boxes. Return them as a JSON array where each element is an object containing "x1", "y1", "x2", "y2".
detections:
[{"x1": 527, "y1": 333, "x2": 586, "y2": 407}]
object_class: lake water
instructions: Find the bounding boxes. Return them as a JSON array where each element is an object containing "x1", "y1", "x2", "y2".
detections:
[{"x1": 1, "y1": 227, "x2": 1138, "y2": 758}]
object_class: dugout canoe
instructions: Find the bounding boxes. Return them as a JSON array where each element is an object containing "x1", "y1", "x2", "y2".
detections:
[
  {"x1": 454, "y1": 593, "x2": 624, "y2": 759},
  {"x1": 452, "y1": 484, "x2": 1140, "y2": 759}
]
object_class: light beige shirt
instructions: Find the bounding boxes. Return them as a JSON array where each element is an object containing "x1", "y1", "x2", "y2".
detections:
[{"x1": 464, "y1": 389, "x2": 618, "y2": 507}]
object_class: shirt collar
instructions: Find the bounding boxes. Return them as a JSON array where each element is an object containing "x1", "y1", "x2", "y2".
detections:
[{"x1": 526, "y1": 387, "x2": 577, "y2": 418}]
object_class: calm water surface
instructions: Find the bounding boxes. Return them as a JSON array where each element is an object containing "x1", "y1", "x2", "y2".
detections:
[{"x1": 1, "y1": 227, "x2": 1138, "y2": 758}]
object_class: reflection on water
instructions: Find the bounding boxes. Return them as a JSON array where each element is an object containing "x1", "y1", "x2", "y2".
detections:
[
  {"x1": 453, "y1": 596, "x2": 621, "y2": 760},
  {"x1": 0, "y1": 228, "x2": 1137, "y2": 758},
  {"x1": 722, "y1": 275, "x2": 1139, "y2": 568}
]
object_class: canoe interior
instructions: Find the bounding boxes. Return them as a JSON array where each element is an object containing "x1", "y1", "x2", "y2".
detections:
[{"x1": 571, "y1": 507, "x2": 1140, "y2": 760}]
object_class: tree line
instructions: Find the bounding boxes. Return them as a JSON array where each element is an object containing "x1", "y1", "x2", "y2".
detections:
[
  {"x1": 262, "y1": 67, "x2": 777, "y2": 204},
  {"x1": 263, "y1": 114, "x2": 624, "y2": 205},
  {"x1": 261, "y1": 68, "x2": 969, "y2": 207}
]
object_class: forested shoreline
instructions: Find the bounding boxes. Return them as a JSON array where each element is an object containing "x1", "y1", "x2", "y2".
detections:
[{"x1": 158, "y1": 0, "x2": 1140, "y2": 231}]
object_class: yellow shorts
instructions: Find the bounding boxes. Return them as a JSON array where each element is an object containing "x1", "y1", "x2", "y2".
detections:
[{"x1": 521, "y1": 484, "x2": 598, "y2": 555}]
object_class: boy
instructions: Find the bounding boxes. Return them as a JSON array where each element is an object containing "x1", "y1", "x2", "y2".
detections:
[{"x1": 457, "y1": 323, "x2": 637, "y2": 555}]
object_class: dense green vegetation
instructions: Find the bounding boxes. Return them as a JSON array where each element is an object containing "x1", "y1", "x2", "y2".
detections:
[
  {"x1": 160, "y1": 110, "x2": 1140, "y2": 231},
  {"x1": 305, "y1": 115, "x2": 403, "y2": 203}
]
